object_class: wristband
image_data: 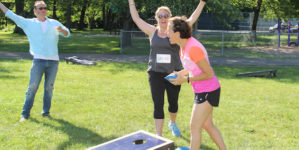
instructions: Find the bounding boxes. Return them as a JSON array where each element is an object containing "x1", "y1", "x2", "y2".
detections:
[{"x1": 129, "y1": 3, "x2": 135, "y2": 6}]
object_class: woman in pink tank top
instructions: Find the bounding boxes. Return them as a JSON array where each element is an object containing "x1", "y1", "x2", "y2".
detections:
[{"x1": 167, "y1": 16, "x2": 227, "y2": 150}]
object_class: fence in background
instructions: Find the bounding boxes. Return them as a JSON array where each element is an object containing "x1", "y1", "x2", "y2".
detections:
[{"x1": 120, "y1": 30, "x2": 299, "y2": 58}]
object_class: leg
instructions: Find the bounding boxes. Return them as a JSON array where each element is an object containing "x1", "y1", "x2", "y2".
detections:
[
  {"x1": 166, "y1": 82, "x2": 181, "y2": 136},
  {"x1": 21, "y1": 59, "x2": 45, "y2": 118},
  {"x1": 154, "y1": 119, "x2": 164, "y2": 136},
  {"x1": 190, "y1": 101, "x2": 212, "y2": 150},
  {"x1": 148, "y1": 71, "x2": 166, "y2": 136},
  {"x1": 42, "y1": 60, "x2": 58, "y2": 116},
  {"x1": 165, "y1": 81, "x2": 181, "y2": 123},
  {"x1": 202, "y1": 112, "x2": 227, "y2": 150}
]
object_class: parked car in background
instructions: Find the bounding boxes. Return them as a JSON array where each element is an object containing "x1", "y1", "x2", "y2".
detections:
[
  {"x1": 290, "y1": 25, "x2": 298, "y2": 33},
  {"x1": 269, "y1": 22, "x2": 288, "y2": 33}
]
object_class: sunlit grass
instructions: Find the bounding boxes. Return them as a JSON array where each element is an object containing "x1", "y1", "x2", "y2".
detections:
[
  {"x1": 0, "y1": 31, "x2": 298, "y2": 58},
  {"x1": 0, "y1": 58, "x2": 298, "y2": 150}
]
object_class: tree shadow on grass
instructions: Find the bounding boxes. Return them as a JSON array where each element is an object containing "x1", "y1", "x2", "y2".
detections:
[
  {"x1": 30, "y1": 118, "x2": 116, "y2": 150},
  {"x1": 179, "y1": 135, "x2": 215, "y2": 150},
  {"x1": 0, "y1": 75, "x2": 20, "y2": 79}
]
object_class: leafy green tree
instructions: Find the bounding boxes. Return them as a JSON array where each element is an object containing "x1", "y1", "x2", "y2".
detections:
[
  {"x1": 262, "y1": 0, "x2": 299, "y2": 20},
  {"x1": 231, "y1": 0, "x2": 298, "y2": 31}
]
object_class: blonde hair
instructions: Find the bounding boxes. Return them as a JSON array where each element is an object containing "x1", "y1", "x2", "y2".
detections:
[
  {"x1": 155, "y1": 6, "x2": 172, "y2": 20},
  {"x1": 154, "y1": 6, "x2": 172, "y2": 28},
  {"x1": 34, "y1": 1, "x2": 46, "y2": 7}
]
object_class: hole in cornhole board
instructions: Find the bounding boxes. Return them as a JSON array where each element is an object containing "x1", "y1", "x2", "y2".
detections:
[{"x1": 133, "y1": 139, "x2": 147, "y2": 145}]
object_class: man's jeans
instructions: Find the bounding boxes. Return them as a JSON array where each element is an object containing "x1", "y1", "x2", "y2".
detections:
[{"x1": 21, "y1": 59, "x2": 59, "y2": 118}]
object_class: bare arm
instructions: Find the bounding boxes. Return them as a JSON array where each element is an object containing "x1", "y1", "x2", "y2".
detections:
[
  {"x1": 0, "y1": 2, "x2": 9, "y2": 14},
  {"x1": 170, "y1": 59, "x2": 214, "y2": 85},
  {"x1": 128, "y1": 0, "x2": 155, "y2": 36},
  {"x1": 177, "y1": 69, "x2": 189, "y2": 76},
  {"x1": 187, "y1": 0, "x2": 206, "y2": 26},
  {"x1": 190, "y1": 59, "x2": 214, "y2": 81}
]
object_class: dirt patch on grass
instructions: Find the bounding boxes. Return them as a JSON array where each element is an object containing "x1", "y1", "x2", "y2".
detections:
[{"x1": 234, "y1": 45, "x2": 299, "y2": 57}]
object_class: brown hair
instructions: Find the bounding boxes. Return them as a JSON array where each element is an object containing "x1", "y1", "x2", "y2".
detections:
[
  {"x1": 34, "y1": 1, "x2": 46, "y2": 7},
  {"x1": 169, "y1": 16, "x2": 192, "y2": 39}
]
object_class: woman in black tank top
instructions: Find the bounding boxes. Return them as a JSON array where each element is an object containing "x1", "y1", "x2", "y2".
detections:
[{"x1": 129, "y1": 0, "x2": 207, "y2": 137}]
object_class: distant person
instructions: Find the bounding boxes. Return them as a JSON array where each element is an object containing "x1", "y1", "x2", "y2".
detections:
[
  {"x1": 0, "y1": 1, "x2": 70, "y2": 122},
  {"x1": 128, "y1": 0, "x2": 207, "y2": 136},
  {"x1": 167, "y1": 16, "x2": 226, "y2": 150}
]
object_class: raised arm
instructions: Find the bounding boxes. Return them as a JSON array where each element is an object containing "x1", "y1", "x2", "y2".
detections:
[
  {"x1": 187, "y1": 0, "x2": 207, "y2": 26},
  {"x1": 1, "y1": 2, "x2": 28, "y2": 29},
  {"x1": 128, "y1": 0, "x2": 155, "y2": 36},
  {"x1": 0, "y1": 2, "x2": 9, "y2": 14}
]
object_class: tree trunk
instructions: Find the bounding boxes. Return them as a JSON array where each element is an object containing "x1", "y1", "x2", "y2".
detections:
[
  {"x1": 109, "y1": 13, "x2": 115, "y2": 34},
  {"x1": 102, "y1": 4, "x2": 106, "y2": 29},
  {"x1": 251, "y1": 0, "x2": 262, "y2": 40},
  {"x1": 77, "y1": 0, "x2": 88, "y2": 30},
  {"x1": 121, "y1": 16, "x2": 133, "y2": 48},
  {"x1": 66, "y1": 0, "x2": 72, "y2": 29},
  {"x1": 88, "y1": 15, "x2": 96, "y2": 29},
  {"x1": 104, "y1": 9, "x2": 112, "y2": 30},
  {"x1": 13, "y1": 0, "x2": 25, "y2": 34},
  {"x1": 52, "y1": 0, "x2": 57, "y2": 19}
]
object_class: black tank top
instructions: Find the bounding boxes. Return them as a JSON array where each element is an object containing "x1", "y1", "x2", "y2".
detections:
[{"x1": 148, "y1": 30, "x2": 181, "y2": 73}]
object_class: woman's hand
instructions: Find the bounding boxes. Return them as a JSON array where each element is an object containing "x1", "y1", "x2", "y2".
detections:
[
  {"x1": 201, "y1": 0, "x2": 208, "y2": 3},
  {"x1": 169, "y1": 72, "x2": 187, "y2": 86}
]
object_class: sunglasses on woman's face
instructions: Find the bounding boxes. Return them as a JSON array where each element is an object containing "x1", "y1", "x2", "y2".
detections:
[
  {"x1": 36, "y1": 7, "x2": 47, "y2": 10},
  {"x1": 158, "y1": 14, "x2": 169, "y2": 19}
]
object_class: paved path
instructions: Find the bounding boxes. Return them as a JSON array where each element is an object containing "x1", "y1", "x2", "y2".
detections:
[{"x1": 1, "y1": 51, "x2": 299, "y2": 66}]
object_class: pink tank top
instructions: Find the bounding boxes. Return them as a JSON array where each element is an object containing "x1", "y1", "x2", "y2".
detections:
[{"x1": 180, "y1": 37, "x2": 220, "y2": 93}]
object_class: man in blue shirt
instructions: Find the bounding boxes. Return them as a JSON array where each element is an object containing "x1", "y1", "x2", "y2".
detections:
[{"x1": 0, "y1": 1, "x2": 70, "y2": 122}]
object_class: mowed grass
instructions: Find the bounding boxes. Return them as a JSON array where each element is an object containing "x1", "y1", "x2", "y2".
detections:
[
  {"x1": 0, "y1": 32, "x2": 121, "y2": 54},
  {"x1": 1, "y1": 31, "x2": 298, "y2": 58},
  {"x1": 0, "y1": 58, "x2": 298, "y2": 150}
]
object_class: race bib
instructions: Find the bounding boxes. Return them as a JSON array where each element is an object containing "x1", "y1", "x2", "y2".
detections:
[{"x1": 156, "y1": 54, "x2": 171, "y2": 63}]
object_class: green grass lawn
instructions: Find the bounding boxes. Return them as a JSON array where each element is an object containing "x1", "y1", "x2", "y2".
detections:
[
  {"x1": 0, "y1": 32, "x2": 121, "y2": 54},
  {"x1": 1, "y1": 31, "x2": 298, "y2": 58},
  {"x1": 0, "y1": 58, "x2": 298, "y2": 150}
]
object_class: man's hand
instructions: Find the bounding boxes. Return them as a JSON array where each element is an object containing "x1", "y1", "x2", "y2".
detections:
[
  {"x1": 0, "y1": 2, "x2": 9, "y2": 14},
  {"x1": 56, "y1": 26, "x2": 68, "y2": 36},
  {"x1": 57, "y1": 26, "x2": 63, "y2": 32}
]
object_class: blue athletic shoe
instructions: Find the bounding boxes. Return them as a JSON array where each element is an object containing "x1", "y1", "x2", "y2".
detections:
[
  {"x1": 175, "y1": 147, "x2": 190, "y2": 150},
  {"x1": 168, "y1": 121, "x2": 181, "y2": 136}
]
